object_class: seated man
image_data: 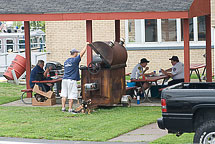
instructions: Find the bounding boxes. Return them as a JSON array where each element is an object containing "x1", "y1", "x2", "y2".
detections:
[
  {"x1": 29, "y1": 60, "x2": 52, "y2": 92},
  {"x1": 161, "y1": 56, "x2": 184, "y2": 86},
  {"x1": 130, "y1": 58, "x2": 154, "y2": 90}
]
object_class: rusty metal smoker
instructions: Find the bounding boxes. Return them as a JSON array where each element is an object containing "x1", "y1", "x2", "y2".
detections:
[{"x1": 81, "y1": 40, "x2": 131, "y2": 107}]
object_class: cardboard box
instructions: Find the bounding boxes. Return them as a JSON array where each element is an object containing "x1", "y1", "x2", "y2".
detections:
[
  {"x1": 32, "y1": 84, "x2": 56, "y2": 106},
  {"x1": 33, "y1": 84, "x2": 55, "y2": 99},
  {"x1": 32, "y1": 97, "x2": 56, "y2": 106}
]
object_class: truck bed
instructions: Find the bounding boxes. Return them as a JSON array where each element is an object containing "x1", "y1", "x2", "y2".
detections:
[{"x1": 158, "y1": 82, "x2": 215, "y2": 133}]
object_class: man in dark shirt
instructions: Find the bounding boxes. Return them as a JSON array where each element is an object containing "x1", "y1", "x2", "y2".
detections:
[
  {"x1": 61, "y1": 43, "x2": 88, "y2": 113},
  {"x1": 29, "y1": 60, "x2": 51, "y2": 92}
]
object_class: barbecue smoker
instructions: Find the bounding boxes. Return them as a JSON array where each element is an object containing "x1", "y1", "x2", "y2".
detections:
[
  {"x1": 81, "y1": 41, "x2": 131, "y2": 107},
  {"x1": 45, "y1": 61, "x2": 64, "y2": 76}
]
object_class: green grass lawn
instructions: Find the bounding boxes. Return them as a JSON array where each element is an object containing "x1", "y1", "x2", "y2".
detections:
[
  {"x1": 151, "y1": 133, "x2": 194, "y2": 144},
  {"x1": 0, "y1": 82, "x2": 195, "y2": 143},
  {"x1": 0, "y1": 82, "x2": 163, "y2": 142},
  {"x1": 0, "y1": 106, "x2": 161, "y2": 141},
  {"x1": 0, "y1": 83, "x2": 25, "y2": 105}
]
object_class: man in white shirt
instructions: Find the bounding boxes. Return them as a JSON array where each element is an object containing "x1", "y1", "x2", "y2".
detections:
[
  {"x1": 161, "y1": 56, "x2": 184, "y2": 86},
  {"x1": 130, "y1": 58, "x2": 153, "y2": 90},
  {"x1": 130, "y1": 58, "x2": 150, "y2": 79}
]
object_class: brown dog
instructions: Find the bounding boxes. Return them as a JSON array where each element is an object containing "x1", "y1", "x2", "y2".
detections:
[{"x1": 75, "y1": 99, "x2": 92, "y2": 114}]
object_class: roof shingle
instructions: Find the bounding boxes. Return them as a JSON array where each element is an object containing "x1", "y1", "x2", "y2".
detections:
[{"x1": 0, "y1": 0, "x2": 194, "y2": 14}]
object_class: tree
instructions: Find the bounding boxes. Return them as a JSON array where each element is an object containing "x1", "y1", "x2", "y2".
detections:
[
  {"x1": 30, "y1": 21, "x2": 45, "y2": 32},
  {"x1": 12, "y1": 21, "x2": 45, "y2": 32}
]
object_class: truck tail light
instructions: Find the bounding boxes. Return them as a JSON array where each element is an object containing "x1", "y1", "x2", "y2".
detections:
[{"x1": 161, "y1": 99, "x2": 167, "y2": 112}]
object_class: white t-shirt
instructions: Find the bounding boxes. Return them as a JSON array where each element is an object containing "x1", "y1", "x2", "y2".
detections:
[
  {"x1": 171, "y1": 62, "x2": 184, "y2": 80},
  {"x1": 130, "y1": 63, "x2": 145, "y2": 79}
]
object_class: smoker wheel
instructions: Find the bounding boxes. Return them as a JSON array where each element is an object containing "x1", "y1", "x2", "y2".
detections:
[{"x1": 88, "y1": 61, "x2": 101, "y2": 75}]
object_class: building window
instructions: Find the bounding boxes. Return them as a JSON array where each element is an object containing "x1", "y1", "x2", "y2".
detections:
[
  {"x1": 181, "y1": 18, "x2": 194, "y2": 41},
  {"x1": 161, "y1": 19, "x2": 177, "y2": 41},
  {"x1": 33, "y1": 37, "x2": 38, "y2": 47},
  {"x1": 198, "y1": 16, "x2": 206, "y2": 41},
  {"x1": 125, "y1": 17, "x2": 210, "y2": 47},
  {"x1": 128, "y1": 20, "x2": 135, "y2": 42},
  {"x1": 128, "y1": 20, "x2": 142, "y2": 43},
  {"x1": 6, "y1": 39, "x2": 13, "y2": 52},
  {"x1": 19, "y1": 40, "x2": 25, "y2": 49},
  {"x1": 145, "y1": 19, "x2": 157, "y2": 42}
]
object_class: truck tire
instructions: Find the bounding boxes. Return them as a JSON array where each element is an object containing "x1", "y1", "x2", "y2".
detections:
[{"x1": 193, "y1": 120, "x2": 215, "y2": 144}]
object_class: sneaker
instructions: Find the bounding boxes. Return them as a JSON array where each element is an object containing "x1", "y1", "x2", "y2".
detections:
[
  {"x1": 68, "y1": 109, "x2": 77, "y2": 114},
  {"x1": 62, "y1": 108, "x2": 66, "y2": 112}
]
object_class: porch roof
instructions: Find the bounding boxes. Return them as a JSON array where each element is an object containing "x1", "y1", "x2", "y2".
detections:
[{"x1": 0, "y1": 0, "x2": 210, "y2": 21}]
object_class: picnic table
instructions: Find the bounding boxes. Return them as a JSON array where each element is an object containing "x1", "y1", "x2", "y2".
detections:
[
  {"x1": 131, "y1": 75, "x2": 168, "y2": 102},
  {"x1": 32, "y1": 77, "x2": 62, "y2": 96},
  {"x1": 190, "y1": 64, "x2": 206, "y2": 82},
  {"x1": 32, "y1": 78, "x2": 62, "y2": 84}
]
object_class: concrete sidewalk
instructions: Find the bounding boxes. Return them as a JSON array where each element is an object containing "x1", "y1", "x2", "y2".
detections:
[
  {"x1": 1, "y1": 97, "x2": 161, "y2": 107},
  {"x1": 1, "y1": 97, "x2": 80, "y2": 107},
  {"x1": 0, "y1": 137, "x2": 146, "y2": 144},
  {"x1": 109, "y1": 123, "x2": 168, "y2": 143}
]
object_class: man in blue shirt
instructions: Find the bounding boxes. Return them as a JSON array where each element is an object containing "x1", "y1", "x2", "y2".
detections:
[
  {"x1": 61, "y1": 43, "x2": 88, "y2": 113},
  {"x1": 29, "y1": 60, "x2": 52, "y2": 92}
]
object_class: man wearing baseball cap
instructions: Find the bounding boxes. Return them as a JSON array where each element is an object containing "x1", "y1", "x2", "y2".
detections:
[
  {"x1": 161, "y1": 56, "x2": 184, "y2": 86},
  {"x1": 130, "y1": 58, "x2": 154, "y2": 90},
  {"x1": 61, "y1": 42, "x2": 88, "y2": 114}
]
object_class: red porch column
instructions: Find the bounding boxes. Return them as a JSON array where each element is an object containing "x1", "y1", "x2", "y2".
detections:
[
  {"x1": 205, "y1": 15, "x2": 212, "y2": 82},
  {"x1": 115, "y1": 20, "x2": 120, "y2": 42},
  {"x1": 183, "y1": 18, "x2": 190, "y2": 82},
  {"x1": 24, "y1": 21, "x2": 32, "y2": 98},
  {"x1": 86, "y1": 20, "x2": 93, "y2": 66}
]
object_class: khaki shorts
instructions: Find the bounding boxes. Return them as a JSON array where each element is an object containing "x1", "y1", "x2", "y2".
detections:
[{"x1": 60, "y1": 79, "x2": 78, "y2": 100}]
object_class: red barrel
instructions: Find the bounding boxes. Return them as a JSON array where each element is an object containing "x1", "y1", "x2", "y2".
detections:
[{"x1": 3, "y1": 55, "x2": 26, "y2": 80}]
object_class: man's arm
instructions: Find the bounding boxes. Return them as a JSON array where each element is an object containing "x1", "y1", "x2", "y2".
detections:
[
  {"x1": 142, "y1": 67, "x2": 149, "y2": 74},
  {"x1": 161, "y1": 69, "x2": 173, "y2": 77},
  {"x1": 165, "y1": 68, "x2": 172, "y2": 72},
  {"x1": 80, "y1": 42, "x2": 89, "y2": 58},
  {"x1": 142, "y1": 67, "x2": 155, "y2": 76},
  {"x1": 43, "y1": 67, "x2": 52, "y2": 77}
]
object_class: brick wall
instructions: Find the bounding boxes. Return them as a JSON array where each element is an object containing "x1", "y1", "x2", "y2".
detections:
[
  {"x1": 46, "y1": 20, "x2": 214, "y2": 75},
  {"x1": 45, "y1": 20, "x2": 125, "y2": 66},
  {"x1": 126, "y1": 49, "x2": 214, "y2": 74}
]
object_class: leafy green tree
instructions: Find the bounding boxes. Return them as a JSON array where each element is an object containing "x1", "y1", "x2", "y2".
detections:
[
  {"x1": 30, "y1": 21, "x2": 45, "y2": 32},
  {"x1": 12, "y1": 21, "x2": 45, "y2": 32},
  {"x1": 12, "y1": 21, "x2": 23, "y2": 29}
]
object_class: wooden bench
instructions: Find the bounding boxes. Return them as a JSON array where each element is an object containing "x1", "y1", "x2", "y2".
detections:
[
  {"x1": 125, "y1": 72, "x2": 139, "y2": 99},
  {"x1": 126, "y1": 86, "x2": 137, "y2": 91},
  {"x1": 126, "y1": 86, "x2": 139, "y2": 98},
  {"x1": 126, "y1": 86, "x2": 138, "y2": 91},
  {"x1": 21, "y1": 89, "x2": 33, "y2": 104},
  {"x1": 21, "y1": 89, "x2": 33, "y2": 93}
]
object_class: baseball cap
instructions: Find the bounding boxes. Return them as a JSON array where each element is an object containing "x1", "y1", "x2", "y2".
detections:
[
  {"x1": 169, "y1": 56, "x2": 179, "y2": 61},
  {"x1": 70, "y1": 49, "x2": 80, "y2": 54},
  {"x1": 140, "y1": 58, "x2": 150, "y2": 63}
]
